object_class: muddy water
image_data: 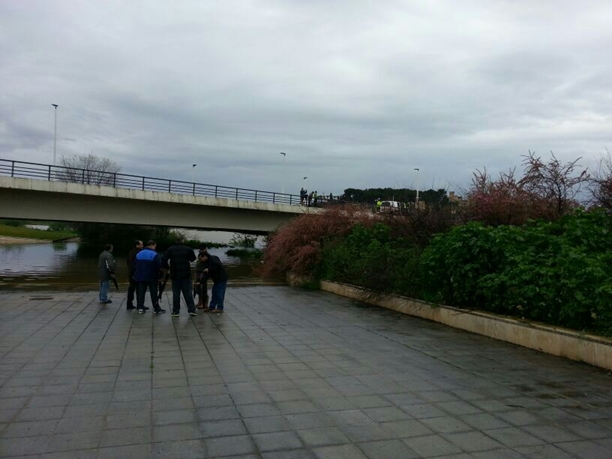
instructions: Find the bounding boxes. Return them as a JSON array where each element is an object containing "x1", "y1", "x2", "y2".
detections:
[{"x1": 0, "y1": 242, "x2": 279, "y2": 291}]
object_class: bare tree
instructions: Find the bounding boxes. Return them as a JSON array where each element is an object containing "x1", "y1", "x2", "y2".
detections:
[
  {"x1": 588, "y1": 149, "x2": 612, "y2": 211},
  {"x1": 58, "y1": 154, "x2": 121, "y2": 186},
  {"x1": 464, "y1": 152, "x2": 590, "y2": 226},
  {"x1": 465, "y1": 166, "x2": 539, "y2": 226},
  {"x1": 519, "y1": 151, "x2": 589, "y2": 219}
]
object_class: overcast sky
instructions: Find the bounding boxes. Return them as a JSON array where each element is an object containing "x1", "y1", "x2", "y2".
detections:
[{"x1": 1, "y1": 0, "x2": 611, "y2": 196}]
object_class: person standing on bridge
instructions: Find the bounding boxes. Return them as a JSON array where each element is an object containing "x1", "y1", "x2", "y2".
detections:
[
  {"x1": 126, "y1": 240, "x2": 143, "y2": 310},
  {"x1": 134, "y1": 240, "x2": 166, "y2": 314},
  {"x1": 162, "y1": 236, "x2": 197, "y2": 317},
  {"x1": 98, "y1": 244, "x2": 115, "y2": 304}
]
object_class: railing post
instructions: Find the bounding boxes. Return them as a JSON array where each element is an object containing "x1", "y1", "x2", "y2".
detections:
[
  {"x1": 11, "y1": 161, "x2": 15, "y2": 177},
  {"x1": 290, "y1": 195, "x2": 292, "y2": 205},
  {"x1": 193, "y1": 183, "x2": 196, "y2": 195},
  {"x1": 254, "y1": 191, "x2": 257, "y2": 202},
  {"x1": 48, "y1": 166, "x2": 52, "y2": 181},
  {"x1": 113, "y1": 173, "x2": 117, "y2": 187},
  {"x1": 273, "y1": 193, "x2": 276, "y2": 204},
  {"x1": 82, "y1": 169, "x2": 85, "y2": 183},
  {"x1": 215, "y1": 186, "x2": 218, "y2": 198},
  {"x1": 142, "y1": 177, "x2": 145, "y2": 191},
  {"x1": 169, "y1": 180, "x2": 171, "y2": 193},
  {"x1": 235, "y1": 188, "x2": 238, "y2": 200}
]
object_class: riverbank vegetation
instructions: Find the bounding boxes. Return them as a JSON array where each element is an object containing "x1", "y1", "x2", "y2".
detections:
[
  {"x1": 0, "y1": 222, "x2": 77, "y2": 241},
  {"x1": 225, "y1": 248, "x2": 262, "y2": 260},
  {"x1": 0, "y1": 220, "x2": 228, "y2": 251},
  {"x1": 261, "y1": 152, "x2": 612, "y2": 336}
]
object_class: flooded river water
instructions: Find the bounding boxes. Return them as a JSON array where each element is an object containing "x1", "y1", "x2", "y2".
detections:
[{"x1": 0, "y1": 242, "x2": 278, "y2": 291}]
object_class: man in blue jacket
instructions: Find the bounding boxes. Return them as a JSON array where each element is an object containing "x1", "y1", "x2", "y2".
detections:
[{"x1": 133, "y1": 240, "x2": 166, "y2": 314}]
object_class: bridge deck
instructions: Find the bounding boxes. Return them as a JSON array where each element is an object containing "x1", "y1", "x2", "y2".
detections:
[{"x1": 1, "y1": 287, "x2": 611, "y2": 458}]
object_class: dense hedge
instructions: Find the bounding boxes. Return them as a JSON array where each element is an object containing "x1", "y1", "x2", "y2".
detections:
[
  {"x1": 266, "y1": 208, "x2": 612, "y2": 335},
  {"x1": 420, "y1": 210, "x2": 612, "y2": 333},
  {"x1": 321, "y1": 223, "x2": 421, "y2": 297}
]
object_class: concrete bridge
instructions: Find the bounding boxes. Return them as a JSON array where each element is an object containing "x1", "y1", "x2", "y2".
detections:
[
  {"x1": 0, "y1": 177, "x2": 313, "y2": 234},
  {"x1": 0, "y1": 159, "x2": 317, "y2": 234}
]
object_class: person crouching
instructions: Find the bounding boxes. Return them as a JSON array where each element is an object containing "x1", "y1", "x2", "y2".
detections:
[{"x1": 199, "y1": 251, "x2": 228, "y2": 314}]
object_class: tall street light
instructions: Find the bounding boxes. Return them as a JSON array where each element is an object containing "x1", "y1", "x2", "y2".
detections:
[
  {"x1": 192, "y1": 164, "x2": 197, "y2": 183},
  {"x1": 52, "y1": 104, "x2": 59, "y2": 165},
  {"x1": 414, "y1": 168, "x2": 420, "y2": 208},
  {"x1": 279, "y1": 152, "x2": 286, "y2": 193}
]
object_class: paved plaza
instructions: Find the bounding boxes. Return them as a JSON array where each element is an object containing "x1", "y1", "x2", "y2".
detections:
[{"x1": 1, "y1": 286, "x2": 612, "y2": 458}]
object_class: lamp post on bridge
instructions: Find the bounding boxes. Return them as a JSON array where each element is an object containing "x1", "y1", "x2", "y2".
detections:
[
  {"x1": 414, "y1": 168, "x2": 420, "y2": 208},
  {"x1": 52, "y1": 104, "x2": 59, "y2": 166},
  {"x1": 279, "y1": 152, "x2": 286, "y2": 194}
]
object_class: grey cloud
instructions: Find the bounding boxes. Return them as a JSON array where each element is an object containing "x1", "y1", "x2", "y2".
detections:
[{"x1": 1, "y1": 0, "x2": 611, "y2": 196}]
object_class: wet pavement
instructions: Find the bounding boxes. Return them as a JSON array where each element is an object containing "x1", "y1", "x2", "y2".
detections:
[{"x1": 0, "y1": 286, "x2": 611, "y2": 458}]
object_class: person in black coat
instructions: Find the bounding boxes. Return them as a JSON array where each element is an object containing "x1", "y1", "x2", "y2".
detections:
[
  {"x1": 161, "y1": 237, "x2": 197, "y2": 317},
  {"x1": 126, "y1": 240, "x2": 143, "y2": 310},
  {"x1": 198, "y1": 251, "x2": 228, "y2": 314}
]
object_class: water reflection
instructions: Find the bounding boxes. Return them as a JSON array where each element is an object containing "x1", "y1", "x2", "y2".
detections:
[{"x1": 0, "y1": 243, "x2": 277, "y2": 291}]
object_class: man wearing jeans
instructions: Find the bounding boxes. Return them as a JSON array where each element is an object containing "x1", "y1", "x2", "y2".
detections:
[
  {"x1": 162, "y1": 237, "x2": 197, "y2": 317},
  {"x1": 199, "y1": 251, "x2": 228, "y2": 314},
  {"x1": 134, "y1": 240, "x2": 166, "y2": 315},
  {"x1": 98, "y1": 243, "x2": 115, "y2": 304},
  {"x1": 126, "y1": 239, "x2": 143, "y2": 310}
]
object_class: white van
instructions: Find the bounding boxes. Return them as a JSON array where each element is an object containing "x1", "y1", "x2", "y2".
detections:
[{"x1": 380, "y1": 200, "x2": 406, "y2": 212}]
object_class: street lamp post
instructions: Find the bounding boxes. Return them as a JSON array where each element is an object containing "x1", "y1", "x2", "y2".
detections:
[
  {"x1": 192, "y1": 164, "x2": 197, "y2": 183},
  {"x1": 52, "y1": 104, "x2": 58, "y2": 166},
  {"x1": 414, "y1": 168, "x2": 420, "y2": 208},
  {"x1": 279, "y1": 152, "x2": 286, "y2": 194}
]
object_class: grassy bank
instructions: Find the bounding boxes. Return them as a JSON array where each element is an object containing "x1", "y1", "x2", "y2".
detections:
[{"x1": 0, "y1": 224, "x2": 77, "y2": 241}]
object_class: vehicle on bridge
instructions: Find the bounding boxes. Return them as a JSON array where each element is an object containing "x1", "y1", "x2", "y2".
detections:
[{"x1": 380, "y1": 200, "x2": 406, "y2": 213}]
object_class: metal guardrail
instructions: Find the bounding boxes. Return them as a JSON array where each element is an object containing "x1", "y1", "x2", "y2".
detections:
[{"x1": 0, "y1": 159, "x2": 299, "y2": 205}]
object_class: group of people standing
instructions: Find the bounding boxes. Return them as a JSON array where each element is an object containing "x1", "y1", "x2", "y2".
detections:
[
  {"x1": 300, "y1": 188, "x2": 319, "y2": 206},
  {"x1": 97, "y1": 237, "x2": 228, "y2": 317}
]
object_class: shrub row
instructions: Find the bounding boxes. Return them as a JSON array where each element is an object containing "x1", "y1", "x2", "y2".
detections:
[
  {"x1": 420, "y1": 210, "x2": 612, "y2": 333},
  {"x1": 265, "y1": 207, "x2": 612, "y2": 335}
]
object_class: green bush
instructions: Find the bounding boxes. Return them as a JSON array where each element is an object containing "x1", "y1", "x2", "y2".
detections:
[
  {"x1": 0, "y1": 219, "x2": 27, "y2": 227},
  {"x1": 420, "y1": 210, "x2": 612, "y2": 334},
  {"x1": 321, "y1": 223, "x2": 421, "y2": 297}
]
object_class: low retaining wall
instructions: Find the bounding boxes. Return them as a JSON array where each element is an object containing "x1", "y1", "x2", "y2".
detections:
[{"x1": 321, "y1": 281, "x2": 612, "y2": 372}]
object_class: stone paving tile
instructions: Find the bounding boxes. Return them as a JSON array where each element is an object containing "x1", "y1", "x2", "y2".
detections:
[
  {"x1": 151, "y1": 439, "x2": 206, "y2": 458},
  {"x1": 2, "y1": 287, "x2": 612, "y2": 458},
  {"x1": 205, "y1": 434, "x2": 257, "y2": 456},
  {"x1": 358, "y1": 439, "x2": 420, "y2": 459},
  {"x1": 253, "y1": 430, "x2": 304, "y2": 452},
  {"x1": 100, "y1": 426, "x2": 151, "y2": 447},
  {"x1": 403, "y1": 434, "x2": 464, "y2": 457},
  {"x1": 297, "y1": 426, "x2": 351, "y2": 447},
  {"x1": 263, "y1": 450, "x2": 316, "y2": 459}
]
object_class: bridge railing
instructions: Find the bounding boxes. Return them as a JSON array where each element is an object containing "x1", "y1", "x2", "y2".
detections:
[{"x1": 0, "y1": 159, "x2": 298, "y2": 205}]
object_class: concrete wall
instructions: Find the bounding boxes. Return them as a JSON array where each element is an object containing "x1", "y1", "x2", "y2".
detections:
[
  {"x1": 0, "y1": 177, "x2": 319, "y2": 234},
  {"x1": 321, "y1": 281, "x2": 612, "y2": 372}
]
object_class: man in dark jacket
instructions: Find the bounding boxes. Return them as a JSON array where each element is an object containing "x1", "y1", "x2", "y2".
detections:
[
  {"x1": 126, "y1": 240, "x2": 143, "y2": 310},
  {"x1": 134, "y1": 240, "x2": 166, "y2": 314},
  {"x1": 199, "y1": 251, "x2": 228, "y2": 314},
  {"x1": 194, "y1": 244, "x2": 209, "y2": 310},
  {"x1": 162, "y1": 237, "x2": 197, "y2": 317},
  {"x1": 98, "y1": 244, "x2": 115, "y2": 304}
]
